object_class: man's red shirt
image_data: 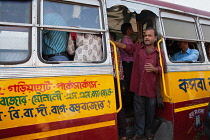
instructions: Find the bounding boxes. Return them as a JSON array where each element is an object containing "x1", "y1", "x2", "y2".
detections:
[{"x1": 125, "y1": 43, "x2": 164, "y2": 98}]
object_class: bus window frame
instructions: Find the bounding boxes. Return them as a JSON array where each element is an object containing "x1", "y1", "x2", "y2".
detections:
[
  {"x1": 199, "y1": 18, "x2": 210, "y2": 62},
  {"x1": 0, "y1": 0, "x2": 33, "y2": 65},
  {"x1": 39, "y1": 0, "x2": 107, "y2": 64},
  {"x1": 160, "y1": 11, "x2": 204, "y2": 64}
]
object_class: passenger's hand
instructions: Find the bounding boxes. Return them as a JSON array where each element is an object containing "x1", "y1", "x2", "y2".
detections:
[{"x1": 144, "y1": 63, "x2": 157, "y2": 72}]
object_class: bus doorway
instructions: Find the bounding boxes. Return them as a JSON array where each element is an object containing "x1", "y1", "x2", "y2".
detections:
[{"x1": 107, "y1": 5, "x2": 161, "y2": 138}]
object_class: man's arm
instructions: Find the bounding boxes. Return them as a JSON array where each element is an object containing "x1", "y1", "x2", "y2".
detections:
[{"x1": 112, "y1": 41, "x2": 126, "y2": 49}]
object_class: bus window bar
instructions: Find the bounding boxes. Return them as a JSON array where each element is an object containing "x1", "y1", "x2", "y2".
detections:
[
  {"x1": 157, "y1": 38, "x2": 172, "y2": 101},
  {"x1": 39, "y1": 25, "x2": 106, "y2": 33},
  {"x1": 163, "y1": 36, "x2": 202, "y2": 42},
  {"x1": 110, "y1": 40, "x2": 122, "y2": 113},
  {"x1": 0, "y1": 22, "x2": 33, "y2": 27},
  {"x1": 59, "y1": 0, "x2": 100, "y2": 6}
]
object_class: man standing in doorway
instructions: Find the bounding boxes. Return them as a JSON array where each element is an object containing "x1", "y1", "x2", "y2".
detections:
[{"x1": 113, "y1": 27, "x2": 164, "y2": 140}]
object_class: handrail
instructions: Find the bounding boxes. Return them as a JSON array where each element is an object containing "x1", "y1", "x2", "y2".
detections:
[
  {"x1": 110, "y1": 41, "x2": 122, "y2": 113},
  {"x1": 157, "y1": 38, "x2": 172, "y2": 101}
]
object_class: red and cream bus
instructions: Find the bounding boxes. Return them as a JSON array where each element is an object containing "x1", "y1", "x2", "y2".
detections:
[{"x1": 0, "y1": 0, "x2": 210, "y2": 140}]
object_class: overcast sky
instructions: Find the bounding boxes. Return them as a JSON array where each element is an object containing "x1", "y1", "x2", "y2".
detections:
[{"x1": 159, "y1": 0, "x2": 210, "y2": 12}]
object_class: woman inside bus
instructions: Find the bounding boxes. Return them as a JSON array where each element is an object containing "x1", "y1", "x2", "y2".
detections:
[{"x1": 67, "y1": 8, "x2": 103, "y2": 62}]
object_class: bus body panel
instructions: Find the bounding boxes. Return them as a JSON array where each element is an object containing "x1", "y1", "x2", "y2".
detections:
[
  {"x1": 156, "y1": 71, "x2": 210, "y2": 139},
  {"x1": 1, "y1": 113, "x2": 117, "y2": 140},
  {"x1": 0, "y1": 74, "x2": 117, "y2": 139}
]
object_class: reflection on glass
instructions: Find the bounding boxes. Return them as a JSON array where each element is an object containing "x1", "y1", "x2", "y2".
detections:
[
  {"x1": 201, "y1": 25, "x2": 210, "y2": 41},
  {"x1": 0, "y1": 26, "x2": 29, "y2": 62},
  {"x1": 43, "y1": 1, "x2": 100, "y2": 29},
  {"x1": 0, "y1": 0, "x2": 31, "y2": 23},
  {"x1": 163, "y1": 18, "x2": 197, "y2": 40}
]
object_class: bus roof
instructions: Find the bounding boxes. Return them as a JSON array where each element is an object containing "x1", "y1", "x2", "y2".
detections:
[{"x1": 133, "y1": 0, "x2": 210, "y2": 17}]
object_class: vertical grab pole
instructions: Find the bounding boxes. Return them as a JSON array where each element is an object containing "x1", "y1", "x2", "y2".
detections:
[
  {"x1": 110, "y1": 41, "x2": 122, "y2": 113},
  {"x1": 157, "y1": 38, "x2": 171, "y2": 101}
]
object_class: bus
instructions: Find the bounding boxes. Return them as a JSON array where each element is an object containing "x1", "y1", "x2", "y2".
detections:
[
  {"x1": 0, "y1": 0, "x2": 210, "y2": 140},
  {"x1": 107, "y1": 0, "x2": 210, "y2": 139}
]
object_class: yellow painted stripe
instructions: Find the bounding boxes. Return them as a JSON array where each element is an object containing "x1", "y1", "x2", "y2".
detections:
[
  {"x1": 2, "y1": 120, "x2": 116, "y2": 140},
  {"x1": 174, "y1": 103, "x2": 208, "y2": 113}
]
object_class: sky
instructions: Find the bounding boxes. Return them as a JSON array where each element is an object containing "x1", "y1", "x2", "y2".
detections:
[{"x1": 159, "y1": 0, "x2": 210, "y2": 12}]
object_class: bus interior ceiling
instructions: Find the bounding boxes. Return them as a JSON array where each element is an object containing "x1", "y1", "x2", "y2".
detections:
[{"x1": 107, "y1": 5, "x2": 158, "y2": 41}]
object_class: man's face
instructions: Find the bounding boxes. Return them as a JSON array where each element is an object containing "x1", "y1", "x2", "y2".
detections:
[
  {"x1": 127, "y1": 26, "x2": 134, "y2": 36},
  {"x1": 144, "y1": 29, "x2": 157, "y2": 46},
  {"x1": 178, "y1": 41, "x2": 185, "y2": 49}
]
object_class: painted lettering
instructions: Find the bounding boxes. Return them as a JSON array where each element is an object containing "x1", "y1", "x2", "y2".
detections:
[
  {"x1": 32, "y1": 91, "x2": 62, "y2": 105},
  {"x1": 178, "y1": 78, "x2": 207, "y2": 92},
  {"x1": 36, "y1": 104, "x2": 48, "y2": 116},
  {"x1": 8, "y1": 106, "x2": 20, "y2": 120}
]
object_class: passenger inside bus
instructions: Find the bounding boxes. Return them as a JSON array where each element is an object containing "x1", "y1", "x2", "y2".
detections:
[
  {"x1": 42, "y1": 2, "x2": 69, "y2": 61},
  {"x1": 67, "y1": 33, "x2": 102, "y2": 61},
  {"x1": 170, "y1": 41, "x2": 199, "y2": 62},
  {"x1": 67, "y1": 8, "x2": 102, "y2": 62},
  {"x1": 120, "y1": 23, "x2": 136, "y2": 114}
]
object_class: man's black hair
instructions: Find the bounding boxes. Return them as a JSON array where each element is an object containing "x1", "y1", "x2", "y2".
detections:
[
  {"x1": 145, "y1": 27, "x2": 158, "y2": 36},
  {"x1": 121, "y1": 23, "x2": 132, "y2": 35},
  {"x1": 110, "y1": 32, "x2": 117, "y2": 41}
]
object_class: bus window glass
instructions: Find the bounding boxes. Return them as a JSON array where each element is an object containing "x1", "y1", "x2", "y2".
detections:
[
  {"x1": 43, "y1": 1, "x2": 100, "y2": 29},
  {"x1": 0, "y1": 26, "x2": 29, "y2": 62},
  {"x1": 201, "y1": 25, "x2": 210, "y2": 41},
  {"x1": 0, "y1": 0, "x2": 31, "y2": 23},
  {"x1": 162, "y1": 18, "x2": 197, "y2": 40}
]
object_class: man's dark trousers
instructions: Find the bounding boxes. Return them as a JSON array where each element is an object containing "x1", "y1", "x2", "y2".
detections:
[{"x1": 133, "y1": 93, "x2": 156, "y2": 136}]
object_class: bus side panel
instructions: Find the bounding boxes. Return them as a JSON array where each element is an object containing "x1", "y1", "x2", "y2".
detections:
[
  {"x1": 174, "y1": 101, "x2": 208, "y2": 140},
  {"x1": 157, "y1": 71, "x2": 210, "y2": 139},
  {"x1": 38, "y1": 125, "x2": 118, "y2": 140},
  {"x1": 0, "y1": 113, "x2": 117, "y2": 140},
  {"x1": 0, "y1": 74, "x2": 117, "y2": 139}
]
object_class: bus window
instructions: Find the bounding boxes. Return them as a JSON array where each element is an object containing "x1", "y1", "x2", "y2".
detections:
[
  {"x1": 200, "y1": 23, "x2": 210, "y2": 61},
  {"x1": 201, "y1": 24, "x2": 210, "y2": 41},
  {"x1": 161, "y1": 12, "x2": 204, "y2": 63},
  {"x1": 0, "y1": 0, "x2": 32, "y2": 64},
  {"x1": 166, "y1": 40, "x2": 202, "y2": 62},
  {"x1": 0, "y1": 27, "x2": 30, "y2": 63},
  {"x1": 0, "y1": 0, "x2": 31, "y2": 23},
  {"x1": 162, "y1": 18, "x2": 197, "y2": 40},
  {"x1": 41, "y1": 0, "x2": 103, "y2": 62},
  {"x1": 43, "y1": 1, "x2": 100, "y2": 29}
]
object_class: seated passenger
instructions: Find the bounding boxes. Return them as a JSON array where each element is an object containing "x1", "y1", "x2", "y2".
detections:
[
  {"x1": 42, "y1": 3, "x2": 69, "y2": 61},
  {"x1": 67, "y1": 33, "x2": 102, "y2": 61},
  {"x1": 171, "y1": 41, "x2": 199, "y2": 62}
]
